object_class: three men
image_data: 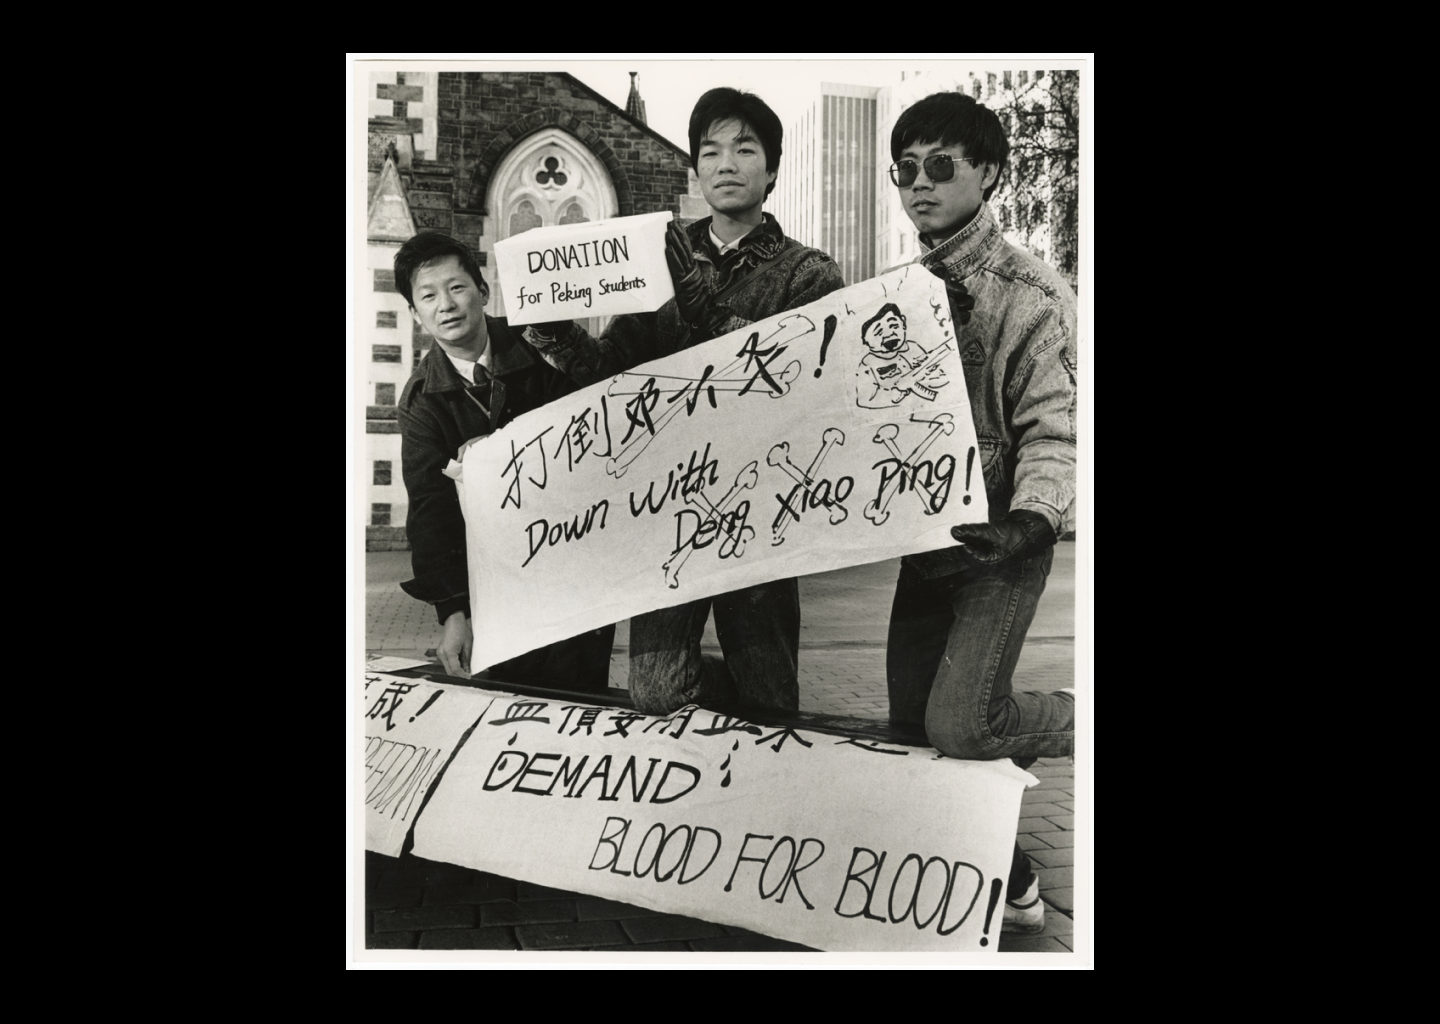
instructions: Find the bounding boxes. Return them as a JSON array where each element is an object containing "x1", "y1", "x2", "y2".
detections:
[
  {"x1": 524, "y1": 87, "x2": 845, "y2": 716},
  {"x1": 387, "y1": 80, "x2": 1078, "y2": 941}
]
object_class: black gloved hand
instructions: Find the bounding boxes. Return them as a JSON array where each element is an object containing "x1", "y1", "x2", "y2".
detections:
[
  {"x1": 951, "y1": 509, "x2": 1055, "y2": 566},
  {"x1": 926, "y1": 262, "x2": 976, "y2": 326},
  {"x1": 666, "y1": 220, "x2": 720, "y2": 331},
  {"x1": 524, "y1": 321, "x2": 569, "y2": 345}
]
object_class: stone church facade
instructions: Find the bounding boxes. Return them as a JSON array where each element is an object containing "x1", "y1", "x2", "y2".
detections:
[{"x1": 365, "y1": 70, "x2": 704, "y2": 550}]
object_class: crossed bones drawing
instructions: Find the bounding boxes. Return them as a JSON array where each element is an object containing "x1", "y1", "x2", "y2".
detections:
[
  {"x1": 604, "y1": 314, "x2": 815, "y2": 480},
  {"x1": 660, "y1": 461, "x2": 759, "y2": 589},
  {"x1": 767, "y1": 427, "x2": 846, "y2": 545},
  {"x1": 863, "y1": 414, "x2": 955, "y2": 526}
]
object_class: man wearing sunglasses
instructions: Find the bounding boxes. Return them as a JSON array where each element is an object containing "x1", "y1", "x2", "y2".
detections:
[{"x1": 884, "y1": 91, "x2": 1077, "y2": 937}]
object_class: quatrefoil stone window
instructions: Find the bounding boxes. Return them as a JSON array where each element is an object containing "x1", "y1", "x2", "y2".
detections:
[{"x1": 535, "y1": 156, "x2": 568, "y2": 188}]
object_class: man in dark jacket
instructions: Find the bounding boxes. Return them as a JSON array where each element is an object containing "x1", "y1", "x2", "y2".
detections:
[
  {"x1": 524, "y1": 88, "x2": 845, "y2": 716},
  {"x1": 395, "y1": 231, "x2": 614, "y2": 685}
]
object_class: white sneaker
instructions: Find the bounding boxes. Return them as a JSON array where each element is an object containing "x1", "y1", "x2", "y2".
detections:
[{"x1": 1002, "y1": 876, "x2": 1045, "y2": 935}]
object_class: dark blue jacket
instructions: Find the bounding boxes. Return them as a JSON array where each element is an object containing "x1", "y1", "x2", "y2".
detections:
[{"x1": 398, "y1": 315, "x2": 577, "y2": 624}]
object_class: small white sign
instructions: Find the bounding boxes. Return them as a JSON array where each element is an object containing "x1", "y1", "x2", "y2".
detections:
[{"x1": 494, "y1": 211, "x2": 675, "y2": 326}]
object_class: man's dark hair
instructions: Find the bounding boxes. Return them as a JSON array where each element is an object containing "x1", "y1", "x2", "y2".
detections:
[
  {"x1": 861, "y1": 303, "x2": 906, "y2": 338},
  {"x1": 891, "y1": 92, "x2": 1009, "y2": 202},
  {"x1": 688, "y1": 88, "x2": 782, "y2": 197},
  {"x1": 393, "y1": 232, "x2": 487, "y2": 307}
]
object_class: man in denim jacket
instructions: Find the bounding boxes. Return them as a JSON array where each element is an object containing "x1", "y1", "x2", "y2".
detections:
[
  {"x1": 525, "y1": 88, "x2": 845, "y2": 716},
  {"x1": 885, "y1": 92, "x2": 1076, "y2": 935}
]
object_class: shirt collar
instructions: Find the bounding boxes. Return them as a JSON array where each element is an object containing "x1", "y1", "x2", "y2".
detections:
[
  {"x1": 709, "y1": 221, "x2": 759, "y2": 255},
  {"x1": 421, "y1": 315, "x2": 532, "y2": 392},
  {"x1": 691, "y1": 212, "x2": 788, "y2": 265},
  {"x1": 443, "y1": 341, "x2": 492, "y2": 384}
]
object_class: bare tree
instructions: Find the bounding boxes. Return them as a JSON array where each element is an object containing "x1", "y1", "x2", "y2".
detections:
[{"x1": 989, "y1": 70, "x2": 1079, "y2": 295}]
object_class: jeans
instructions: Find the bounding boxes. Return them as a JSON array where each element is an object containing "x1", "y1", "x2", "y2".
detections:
[
  {"x1": 627, "y1": 578, "x2": 800, "y2": 715},
  {"x1": 887, "y1": 548, "x2": 1073, "y2": 761}
]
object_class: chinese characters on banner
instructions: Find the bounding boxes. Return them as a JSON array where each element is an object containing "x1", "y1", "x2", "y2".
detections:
[
  {"x1": 363, "y1": 673, "x2": 495, "y2": 856},
  {"x1": 403, "y1": 685, "x2": 1034, "y2": 952},
  {"x1": 464, "y1": 265, "x2": 987, "y2": 673}
]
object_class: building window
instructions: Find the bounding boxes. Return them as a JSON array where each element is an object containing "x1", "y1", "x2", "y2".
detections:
[
  {"x1": 396, "y1": 73, "x2": 406, "y2": 86},
  {"x1": 987, "y1": 73, "x2": 997, "y2": 98},
  {"x1": 374, "y1": 461, "x2": 392, "y2": 486},
  {"x1": 375, "y1": 383, "x2": 396, "y2": 406},
  {"x1": 371, "y1": 503, "x2": 392, "y2": 526},
  {"x1": 413, "y1": 337, "x2": 430, "y2": 369},
  {"x1": 487, "y1": 130, "x2": 618, "y2": 323},
  {"x1": 377, "y1": 311, "x2": 398, "y2": 328},
  {"x1": 372, "y1": 344, "x2": 402, "y2": 363},
  {"x1": 510, "y1": 199, "x2": 542, "y2": 236},
  {"x1": 373, "y1": 269, "x2": 397, "y2": 292},
  {"x1": 536, "y1": 156, "x2": 568, "y2": 187},
  {"x1": 1003, "y1": 71, "x2": 1013, "y2": 91},
  {"x1": 1018, "y1": 71, "x2": 1029, "y2": 87}
]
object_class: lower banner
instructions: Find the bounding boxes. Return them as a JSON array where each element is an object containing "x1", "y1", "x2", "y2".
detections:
[
  {"x1": 363, "y1": 673, "x2": 496, "y2": 856},
  {"x1": 407, "y1": 687, "x2": 1035, "y2": 952}
]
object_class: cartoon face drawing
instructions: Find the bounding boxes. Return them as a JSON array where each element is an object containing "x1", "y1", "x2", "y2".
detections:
[
  {"x1": 861, "y1": 304, "x2": 908, "y2": 359},
  {"x1": 855, "y1": 301, "x2": 954, "y2": 409}
]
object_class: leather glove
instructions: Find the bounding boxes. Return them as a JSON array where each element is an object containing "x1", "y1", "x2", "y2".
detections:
[
  {"x1": 951, "y1": 509, "x2": 1055, "y2": 566},
  {"x1": 524, "y1": 321, "x2": 569, "y2": 347},
  {"x1": 926, "y1": 262, "x2": 976, "y2": 326},
  {"x1": 666, "y1": 220, "x2": 734, "y2": 336}
]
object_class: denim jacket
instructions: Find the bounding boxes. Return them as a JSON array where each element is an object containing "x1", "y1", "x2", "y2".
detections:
[
  {"x1": 907, "y1": 203, "x2": 1077, "y2": 579},
  {"x1": 523, "y1": 213, "x2": 845, "y2": 386},
  {"x1": 397, "y1": 315, "x2": 579, "y2": 624}
]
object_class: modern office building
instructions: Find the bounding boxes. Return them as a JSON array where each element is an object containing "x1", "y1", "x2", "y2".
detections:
[{"x1": 769, "y1": 83, "x2": 880, "y2": 289}]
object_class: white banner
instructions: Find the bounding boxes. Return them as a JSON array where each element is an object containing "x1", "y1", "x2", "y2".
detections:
[
  {"x1": 462, "y1": 264, "x2": 987, "y2": 673},
  {"x1": 363, "y1": 673, "x2": 496, "y2": 856},
  {"x1": 409, "y1": 687, "x2": 1034, "y2": 952},
  {"x1": 494, "y1": 211, "x2": 675, "y2": 326}
]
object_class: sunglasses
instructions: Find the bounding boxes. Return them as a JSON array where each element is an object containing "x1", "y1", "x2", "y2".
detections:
[{"x1": 888, "y1": 154, "x2": 977, "y2": 188}]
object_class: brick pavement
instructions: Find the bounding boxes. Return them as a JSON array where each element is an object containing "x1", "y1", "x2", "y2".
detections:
[{"x1": 361, "y1": 549, "x2": 1082, "y2": 956}]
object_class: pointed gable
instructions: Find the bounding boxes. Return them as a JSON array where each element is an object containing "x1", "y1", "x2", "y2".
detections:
[{"x1": 368, "y1": 156, "x2": 416, "y2": 242}]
